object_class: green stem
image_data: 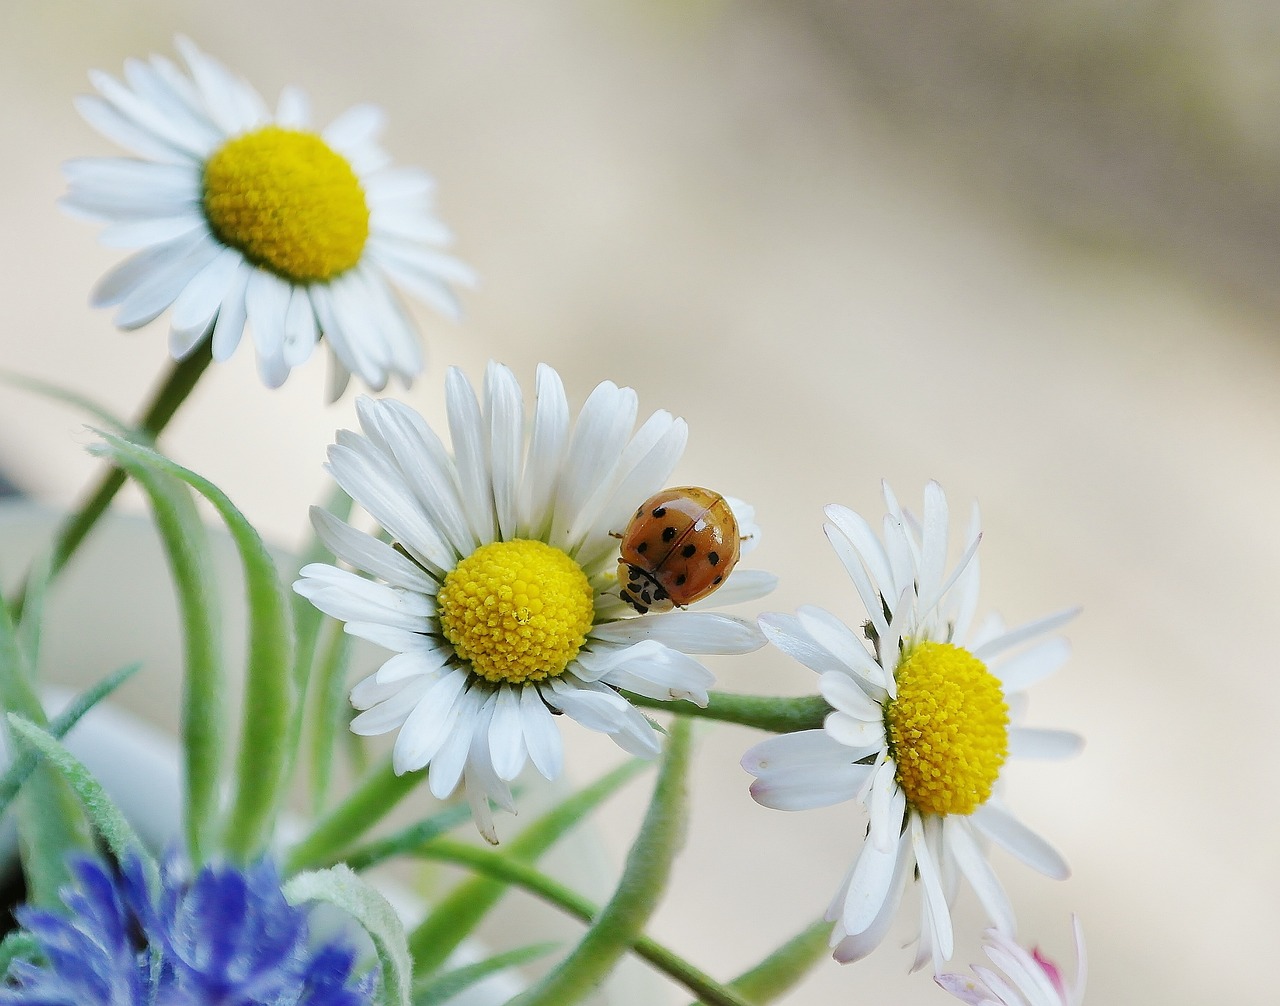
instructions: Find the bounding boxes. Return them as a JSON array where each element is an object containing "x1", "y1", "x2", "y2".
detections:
[
  {"x1": 408, "y1": 839, "x2": 755, "y2": 1006},
  {"x1": 624, "y1": 690, "x2": 831, "y2": 734},
  {"x1": 283, "y1": 757, "x2": 422, "y2": 874},
  {"x1": 24, "y1": 343, "x2": 214, "y2": 609}
]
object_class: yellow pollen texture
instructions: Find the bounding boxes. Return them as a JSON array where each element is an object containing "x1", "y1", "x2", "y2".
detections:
[
  {"x1": 437, "y1": 540, "x2": 595, "y2": 685},
  {"x1": 201, "y1": 127, "x2": 369, "y2": 283},
  {"x1": 885, "y1": 641, "x2": 1009, "y2": 817}
]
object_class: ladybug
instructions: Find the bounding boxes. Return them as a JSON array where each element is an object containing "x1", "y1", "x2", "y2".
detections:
[{"x1": 616, "y1": 486, "x2": 741, "y2": 614}]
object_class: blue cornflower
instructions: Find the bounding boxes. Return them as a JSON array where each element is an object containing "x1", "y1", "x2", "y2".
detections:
[{"x1": 0, "y1": 855, "x2": 376, "y2": 1006}]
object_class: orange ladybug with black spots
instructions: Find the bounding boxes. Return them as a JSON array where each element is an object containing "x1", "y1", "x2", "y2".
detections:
[{"x1": 616, "y1": 486, "x2": 741, "y2": 614}]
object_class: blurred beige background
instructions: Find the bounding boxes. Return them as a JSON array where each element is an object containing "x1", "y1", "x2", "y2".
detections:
[{"x1": 2, "y1": 1, "x2": 1279, "y2": 1003}]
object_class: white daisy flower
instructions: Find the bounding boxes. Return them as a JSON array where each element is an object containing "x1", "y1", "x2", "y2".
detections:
[
  {"x1": 741, "y1": 481, "x2": 1081, "y2": 970},
  {"x1": 294, "y1": 362, "x2": 774, "y2": 842},
  {"x1": 937, "y1": 917, "x2": 1086, "y2": 1006},
  {"x1": 63, "y1": 36, "x2": 475, "y2": 394}
]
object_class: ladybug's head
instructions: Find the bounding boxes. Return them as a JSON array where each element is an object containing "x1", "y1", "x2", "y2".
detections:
[{"x1": 617, "y1": 561, "x2": 676, "y2": 615}]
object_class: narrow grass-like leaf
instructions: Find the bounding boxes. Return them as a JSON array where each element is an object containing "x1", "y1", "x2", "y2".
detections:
[
  {"x1": 509, "y1": 719, "x2": 693, "y2": 1006},
  {"x1": 0, "y1": 662, "x2": 141, "y2": 817},
  {"x1": 0, "y1": 595, "x2": 92, "y2": 905},
  {"x1": 694, "y1": 918, "x2": 831, "y2": 1006},
  {"x1": 406, "y1": 839, "x2": 752, "y2": 1006},
  {"x1": 21, "y1": 345, "x2": 212, "y2": 617},
  {"x1": 103, "y1": 448, "x2": 224, "y2": 867},
  {"x1": 624, "y1": 690, "x2": 830, "y2": 734},
  {"x1": 92, "y1": 432, "x2": 293, "y2": 861},
  {"x1": 0, "y1": 369, "x2": 132, "y2": 433},
  {"x1": 307, "y1": 618, "x2": 352, "y2": 816},
  {"x1": 408, "y1": 758, "x2": 651, "y2": 974},
  {"x1": 285, "y1": 757, "x2": 422, "y2": 874},
  {"x1": 287, "y1": 487, "x2": 355, "y2": 808},
  {"x1": 412, "y1": 942, "x2": 557, "y2": 1006},
  {"x1": 339, "y1": 803, "x2": 476, "y2": 873},
  {"x1": 284, "y1": 865, "x2": 410, "y2": 1006},
  {"x1": 15, "y1": 552, "x2": 52, "y2": 677},
  {"x1": 6, "y1": 715, "x2": 157, "y2": 883}
]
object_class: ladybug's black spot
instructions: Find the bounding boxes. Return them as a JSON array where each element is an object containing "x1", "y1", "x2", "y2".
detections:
[
  {"x1": 654, "y1": 586, "x2": 668, "y2": 600},
  {"x1": 675, "y1": 574, "x2": 687, "y2": 586},
  {"x1": 636, "y1": 541, "x2": 648, "y2": 554},
  {"x1": 712, "y1": 575, "x2": 723, "y2": 584},
  {"x1": 652, "y1": 506, "x2": 667, "y2": 518},
  {"x1": 681, "y1": 544, "x2": 697, "y2": 558},
  {"x1": 707, "y1": 551, "x2": 720, "y2": 566},
  {"x1": 640, "y1": 589, "x2": 652, "y2": 605},
  {"x1": 662, "y1": 526, "x2": 677, "y2": 542}
]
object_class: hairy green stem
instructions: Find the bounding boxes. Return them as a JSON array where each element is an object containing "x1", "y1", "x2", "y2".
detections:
[
  {"x1": 624, "y1": 690, "x2": 831, "y2": 734},
  {"x1": 19, "y1": 343, "x2": 213, "y2": 612},
  {"x1": 408, "y1": 839, "x2": 755, "y2": 1006}
]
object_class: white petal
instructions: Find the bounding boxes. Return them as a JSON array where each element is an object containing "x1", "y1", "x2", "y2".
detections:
[
  {"x1": 308, "y1": 506, "x2": 435, "y2": 593},
  {"x1": 1007, "y1": 727, "x2": 1083, "y2": 760},
  {"x1": 210, "y1": 262, "x2": 251, "y2": 362},
  {"x1": 971, "y1": 803, "x2": 1070, "y2": 881},
  {"x1": 520, "y1": 683, "x2": 563, "y2": 779},
  {"x1": 972, "y1": 607, "x2": 1081, "y2": 663},
  {"x1": 484, "y1": 363, "x2": 523, "y2": 542},
  {"x1": 945, "y1": 819, "x2": 1015, "y2": 934},
  {"x1": 798, "y1": 606, "x2": 886, "y2": 689},
  {"x1": 841, "y1": 822, "x2": 906, "y2": 936},
  {"x1": 590, "y1": 611, "x2": 763, "y2": 655},
  {"x1": 687, "y1": 568, "x2": 777, "y2": 608},
  {"x1": 446, "y1": 367, "x2": 496, "y2": 544},
  {"x1": 282, "y1": 286, "x2": 319, "y2": 368},
  {"x1": 428, "y1": 687, "x2": 487, "y2": 799},
  {"x1": 488, "y1": 684, "x2": 528, "y2": 781},
  {"x1": 113, "y1": 236, "x2": 221, "y2": 331},
  {"x1": 819, "y1": 670, "x2": 883, "y2": 724},
  {"x1": 518, "y1": 363, "x2": 570, "y2": 538},
  {"x1": 912, "y1": 814, "x2": 954, "y2": 964},
  {"x1": 551, "y1": 381, "x2": 637, "y2": 549},
  {"x1": 993, "y1": 637, "x2": 1072, "y2": 693},
  {"x1": 391, "y1": 669, "x2": 468, "y2": 774},
  {"x1": 757, "y1": 612, "x2": 850, "y2": 678}
]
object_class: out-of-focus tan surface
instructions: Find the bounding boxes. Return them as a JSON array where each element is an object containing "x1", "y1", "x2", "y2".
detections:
[{"x1": 2, "y1": 2, "x2": 1278, "y2": 1003}]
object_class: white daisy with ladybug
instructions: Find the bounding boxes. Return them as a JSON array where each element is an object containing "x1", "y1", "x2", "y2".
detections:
[{"x1": 294, "y1": 361, "x2": 774, "y2": 842}]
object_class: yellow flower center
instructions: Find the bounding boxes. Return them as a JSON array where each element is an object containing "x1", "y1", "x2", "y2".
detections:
[
  {"x1": 437, "y1": 540, "x2": 595, "y2": 685},
  {"x1": 885, "y1": 641, "x2": 1009, "y2": 817},
  {"x1": 201, "y1": 126, "x2": 369, "y2": 283}
]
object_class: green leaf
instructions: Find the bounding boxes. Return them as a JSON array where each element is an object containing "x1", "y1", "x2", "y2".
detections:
[
  {"x1": 407, "y1": 758, "x2": 651, "y2": 975},
  {"x1": 92, "y1": 432, "x2": 294, "y2": 861},
  {"x1": 285, "y1": 489, "x2": 355, "y2": 805},
  {"x1": 0, "y1": 662, "x2": 141, "y2": 817},
  {"x1": 623, "y1": 690, "x2": 831, "y2": 734},
  {"x1": 412, "y1": 942, "x2": 557, "y2": 1006},
  {"x1": 0, "y1": 593, "x2": 92, "y2": 905},
  {"x1": 0, "y1": 369, "x2": 133, "y2": 433},
  {"x1": 508, "y1": 720, "x2": 693, "y2": 1006},
  {"x1": 339, "y1": 802, "x2": 477, "y2": 873},
  {"x1": 0, "y1": 931, "x2": 40, "y2": 979},
  {"x1": 101, "y1": 446, "x2": 224, "y2": 867},
  {"x1": 6, "y1": 715, "x2": 157, "y2": 882},
  {"x1": 405, "y1": 840, "x2": 752, "y2": 1006},
  {"x1": 284, "y1": 757, "x2": 422, "y2": 874},
  {"x1": 15, "y1": 551, "x2": 52, "y2": 676},
  {"x1": 284, "y1": 865, "x2": 410, "y2": 1006},
  {"x1": 307, "y1": 618, "x2": 352, "y2": 816},
  {"x1": 17, "y1": 344, "x2": 212, "y2": 618},
  {"x1": 695, "y1": 918, "x2": 831, "y2": 1005}
]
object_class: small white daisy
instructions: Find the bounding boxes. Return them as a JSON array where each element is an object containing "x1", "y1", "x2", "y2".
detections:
[
  {"x1": 937, "y1": 917, "x2": 1086, "y2": 1006},
  {"x1": 741, "y1": 482, "x2": 1081, "y2": 970},
  {"x1": 294, "y1": 362, "x2": 774, "y2": 841},
  {"x1": 63, "y1": 36, "x2": 475, "y2": 394}
]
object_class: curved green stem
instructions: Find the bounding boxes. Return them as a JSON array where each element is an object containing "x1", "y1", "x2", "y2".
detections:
[
  {"x1": 408, "y1": 839, "x2": 755, "y2": 1006},
  {"x1": 17, "y1": 343, "x2": 213, "y2": 613},
  {"x1": 624, "y1": 690, "x2": 831, "y2": 734}
]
